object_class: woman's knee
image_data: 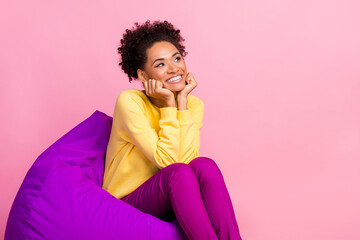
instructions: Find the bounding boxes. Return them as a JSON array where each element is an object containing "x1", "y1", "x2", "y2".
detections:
[
  {"x1": 189, "y1": 157, "x2": 218, "y2": 170},
  {"x1": 189, "y1": 157, "x2": 222, "y2": 180},
  {"x1": 164, "y1": 162, "x2": 197, "y2": 182}
]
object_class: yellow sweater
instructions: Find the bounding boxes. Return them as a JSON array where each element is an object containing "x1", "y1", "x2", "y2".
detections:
[{"x1": 102, "y1": 88, "x2": 204, "y2": 199}]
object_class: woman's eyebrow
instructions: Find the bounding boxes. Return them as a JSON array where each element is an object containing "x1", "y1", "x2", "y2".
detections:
[{"x1": 152, "y1": 52, "x2": 180, "y2": 66}]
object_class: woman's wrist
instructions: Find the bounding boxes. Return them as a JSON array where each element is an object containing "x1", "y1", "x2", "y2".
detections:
[
  {"x1": 176, "y1": 94, "x2": 188, "y2": 110},
  {"x1": 162, "y1": 93, "x2": 176, "y2": 107},
  {"x1": 163, "y1": 99, "x2": 176, "y2": 108}
]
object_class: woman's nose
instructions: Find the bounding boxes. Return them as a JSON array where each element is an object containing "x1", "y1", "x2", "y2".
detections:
[{"x1": 167, "y1": 62, "x2": 179, "y2": 73}]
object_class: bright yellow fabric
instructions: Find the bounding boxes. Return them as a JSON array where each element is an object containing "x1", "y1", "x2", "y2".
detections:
[{"x1": 102, "y1": 88, "x2": 204, "y2": 199}]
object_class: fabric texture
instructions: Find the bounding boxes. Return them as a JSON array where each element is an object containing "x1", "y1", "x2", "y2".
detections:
[
  {"x1": 5, "y1": 110, "x2": 187, "y2": 240},
  {"x1": 121, "y1": 157, "x2": 243, "y2": 240},
  {"x1": 102, "y1": 88, "x2": 204, "y2": 199}
]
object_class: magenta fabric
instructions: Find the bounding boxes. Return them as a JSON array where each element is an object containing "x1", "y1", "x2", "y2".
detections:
[
  {"x1": 5, "y1": 110, "x2": 187, "y2": 240},
  {"x1": 122, "y1": 157, "x2": 242, "y2": 240}
]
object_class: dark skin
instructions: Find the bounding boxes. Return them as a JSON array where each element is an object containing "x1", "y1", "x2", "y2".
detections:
[{"x1": 137, "y1": 41, "x2": 197, "y2": 110}]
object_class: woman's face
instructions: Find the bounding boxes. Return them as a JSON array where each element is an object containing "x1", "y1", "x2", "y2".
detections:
[{"x1": 139, "y1": 41, "x2": 187, "y2": 93}]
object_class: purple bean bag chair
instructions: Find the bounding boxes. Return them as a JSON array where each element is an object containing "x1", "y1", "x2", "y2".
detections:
[{"x1": 5, "y1": 110, "x2": 187, "y2": 240}]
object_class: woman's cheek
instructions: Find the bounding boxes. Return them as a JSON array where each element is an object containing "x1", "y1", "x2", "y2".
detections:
[{"x1": 156, "y1": 71, "x2": 166, "y2": 81}]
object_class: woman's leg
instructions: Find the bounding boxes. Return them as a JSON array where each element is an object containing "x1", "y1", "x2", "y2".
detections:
[
  {"x1": 188, "y1": 157, "x2": 242, "y2": 240},
  {"x1": 121, "y1": 163, "x2": 218, "y2": 240}
]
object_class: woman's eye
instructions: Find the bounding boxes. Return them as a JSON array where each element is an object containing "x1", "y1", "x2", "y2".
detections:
[
  {"x1": 156, "y1": 63, "x2": 164, "y2": 67},
  {"x1": 175, "y1": 57, "x2": 181, "y2": 62}
]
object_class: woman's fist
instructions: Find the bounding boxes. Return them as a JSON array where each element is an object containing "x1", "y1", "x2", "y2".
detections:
[
  {"x1": 178, "y1": 72, "x2": 197, "y2": 97},
  {"x1": 144, "y1": 79, "x2": 175, "y2": 106}
]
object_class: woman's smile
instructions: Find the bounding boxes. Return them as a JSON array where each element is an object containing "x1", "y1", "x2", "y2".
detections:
[{"x1": 166, "y1": 75, "x2": 183, "y2": 83}]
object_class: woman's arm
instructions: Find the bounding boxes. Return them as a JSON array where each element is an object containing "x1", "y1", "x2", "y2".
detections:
[
  {"x1": 114, "y1": 91, "x2": 181, "y2": 169},
  {"x1": 177, "y1": 97, "x2": 204, "y2": 164},
  {"x1": 175, "y1": 72, "x2": 203, "y2": 163}
]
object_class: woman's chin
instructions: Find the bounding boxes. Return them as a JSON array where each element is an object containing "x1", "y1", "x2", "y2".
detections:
[{"x1": 166, "y1": 84, "x2": 186, "y2": 93}]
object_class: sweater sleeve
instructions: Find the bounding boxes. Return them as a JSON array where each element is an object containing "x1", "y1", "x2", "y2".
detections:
[
  {"x1": 177, "y1": 97, "x2": 204, "y2": 164},
  {"x1": 115, "y1": 92, "x2": 180, "y2": 169}
]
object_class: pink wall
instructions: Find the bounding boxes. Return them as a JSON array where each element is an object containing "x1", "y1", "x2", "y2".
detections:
[{"x1": 1, "y1": 0, "x2": 360, "y2": 239}]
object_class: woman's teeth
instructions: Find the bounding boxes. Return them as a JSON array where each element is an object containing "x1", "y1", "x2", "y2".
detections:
[{"x1": 167, "y1": 75, "x2": 182, "y2": 83}]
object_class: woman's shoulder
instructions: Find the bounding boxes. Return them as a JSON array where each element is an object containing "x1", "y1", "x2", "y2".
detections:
[
  {"x1": 116, "y1": 88, "x2": 147, "y2": 102},
  {"x1": 114, "y1": 89, "x2": 150, "y2": 111}
]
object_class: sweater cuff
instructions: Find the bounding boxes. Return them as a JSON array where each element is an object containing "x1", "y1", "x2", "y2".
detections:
[
  {"x1": 177, "y1": 109, "x2": 192, "y2": 123},
  {"x1": 160, "y1": 107, "x2": 178, "y2": 120}
]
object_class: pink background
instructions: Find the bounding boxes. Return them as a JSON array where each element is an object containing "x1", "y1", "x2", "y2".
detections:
[{"x1": 1, "y1": 0, "x2": 360, "y2": 239}]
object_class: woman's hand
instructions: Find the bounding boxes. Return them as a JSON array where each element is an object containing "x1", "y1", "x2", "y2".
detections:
[
  {"x1": 144, "y1": 79, "x2": 175, "y2": 107},
  {"x1": 178, "y1": 72, "x2": 197, "y2": 97},
  {"x1": 176, "y1": 73, "x2": 197, "y2": 110}
]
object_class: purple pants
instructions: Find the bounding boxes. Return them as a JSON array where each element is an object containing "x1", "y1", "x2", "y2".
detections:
[{"x1": 121, "y1": 157, "x2": 242, "y2": 240}]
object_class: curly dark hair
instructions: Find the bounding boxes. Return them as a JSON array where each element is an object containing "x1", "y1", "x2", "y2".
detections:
[{"x1": 118, "y1": 20, "x2": 187, "y2": 82}]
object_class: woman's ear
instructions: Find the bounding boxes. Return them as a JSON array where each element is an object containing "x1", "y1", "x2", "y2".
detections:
[{"x1": 137, "y1": 69, "x2": 147, "y2": 83}]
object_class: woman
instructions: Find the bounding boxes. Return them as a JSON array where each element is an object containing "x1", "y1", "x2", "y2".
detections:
[{"x1": 102, "y1": 20, "x2": 242, "y2": 240}]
